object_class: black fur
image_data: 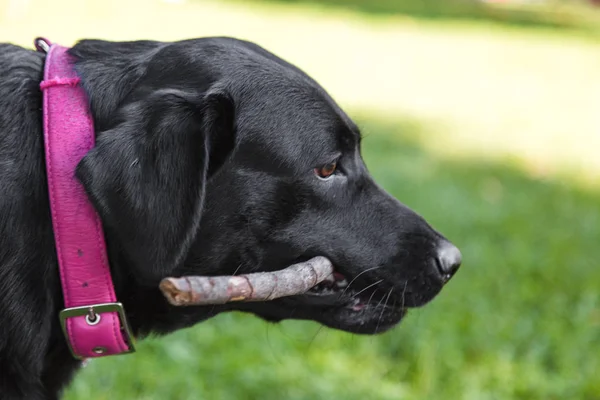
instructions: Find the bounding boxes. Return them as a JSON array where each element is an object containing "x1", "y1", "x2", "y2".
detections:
[{"x1": 0, "y1": 37, "x2": 460, "y2": 399}]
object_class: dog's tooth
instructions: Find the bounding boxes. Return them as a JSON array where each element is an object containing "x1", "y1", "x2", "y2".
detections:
[
  {"x1": 335, "y1": 279, "x2": 348, "y2": 288},
  {"x1": 322, "y1": 274, "x2": 335, "y2": 284}
]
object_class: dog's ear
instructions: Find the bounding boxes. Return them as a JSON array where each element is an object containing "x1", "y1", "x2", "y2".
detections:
[{"x1": 76, "y1": 88, "x2": 234, "y2": 283}]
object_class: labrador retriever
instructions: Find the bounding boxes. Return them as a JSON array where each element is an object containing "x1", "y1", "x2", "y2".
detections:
[{"x1": 0, "y1": 37, "x2": 461, "y2": 399}]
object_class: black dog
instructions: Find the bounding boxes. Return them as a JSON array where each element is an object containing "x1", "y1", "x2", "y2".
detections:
[{"x1": 0, "y1": 37, "x2": 461, "y2": 399}]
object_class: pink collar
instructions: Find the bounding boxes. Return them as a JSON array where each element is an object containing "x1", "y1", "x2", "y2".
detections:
[{"x1": 37, "y1": 38, "x2": 135, "y2": 360}]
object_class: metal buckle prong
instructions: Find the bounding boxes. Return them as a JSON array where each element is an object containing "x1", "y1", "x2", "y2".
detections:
[{"x1": 59, "y1": 302, "x2": 136, "y2": 360}]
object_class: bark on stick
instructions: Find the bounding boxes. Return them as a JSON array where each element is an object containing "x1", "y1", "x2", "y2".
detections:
[{"x1": 159, "y1": 256, "x2": 334, "y2": 306}]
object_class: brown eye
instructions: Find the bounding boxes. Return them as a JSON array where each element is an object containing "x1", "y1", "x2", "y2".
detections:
[{"x1": 315, "y1": 162, "x2": 337, "y2": 179}]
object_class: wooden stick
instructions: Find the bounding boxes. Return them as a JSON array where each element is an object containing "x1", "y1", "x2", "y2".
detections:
[{"x1": 159, "y1": 256, "x2": 334, "y2": 306}]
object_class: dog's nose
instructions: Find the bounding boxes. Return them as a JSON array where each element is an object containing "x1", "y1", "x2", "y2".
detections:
[{"x1": 435, "y1": 241, "x2": 462, "y2": 282}]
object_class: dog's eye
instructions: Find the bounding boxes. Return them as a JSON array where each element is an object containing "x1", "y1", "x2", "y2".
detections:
[{"x1": 315, "y1": 162, "x2": 337, "y2": 179}]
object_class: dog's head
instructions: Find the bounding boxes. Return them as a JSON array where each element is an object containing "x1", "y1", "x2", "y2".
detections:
[{"x1": 72, "y1": 37, "x2": 461, "y2": 336}]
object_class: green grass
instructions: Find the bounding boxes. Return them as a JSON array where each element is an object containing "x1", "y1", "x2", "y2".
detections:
[
  {"x1": 222, "y1": 0, "x2": 600, "y2": 35},
  {"x1": 64, "y1": 115, "x2": 600, "y2": 400}
]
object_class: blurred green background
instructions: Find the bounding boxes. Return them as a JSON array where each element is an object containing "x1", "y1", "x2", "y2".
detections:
[{"x1": 2, "y1": 0, "x2": 599, "y2": 399}]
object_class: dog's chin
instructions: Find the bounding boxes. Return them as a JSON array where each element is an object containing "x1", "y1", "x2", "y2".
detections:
[
  {"x1": 290, "y1": 285, "x2": 408, "y2": 334},
  {"x1": 247, "y1": 295, "x2": 407, "y2": 335},
  {"x1": 312, "y1": 298, "x2": 408, "y2": 335}
]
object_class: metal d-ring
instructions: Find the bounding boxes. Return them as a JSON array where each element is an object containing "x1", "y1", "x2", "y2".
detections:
[
  {"x1": 34, "y1": 37, "x2": 50, "y2": 53},
  {"x1": 85, "y1": 307, "x2": 101, "y2": 326}
]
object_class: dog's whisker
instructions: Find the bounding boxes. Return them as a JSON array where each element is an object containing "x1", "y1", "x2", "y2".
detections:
[
  {"x1": 400, "y1": 281, "x2": 408, "y2": 310},
  {"x1": 306, "y1": 324, "x2": 327, "y2": 351},
  {"x1": 373, "y1": 290, "x2": 387, "y2": 309},
  {"x1": 207, "y1": 262, "x2": 244, "y2": 315},
  {"x1": 375, "y1": 288, "x2": 394, "y2": 334},
  {"x1": 351, "y1": 279, "x2": 383, "y2": 299},
  {"x1": 367, "y1": 289, "x2": 378, "y2": 306},
  {"x1": 264, "y1": 321, "x2": 285, "y2": 366},
  {"x1": 369, "y1": 291, "x2": 389, "y2": 337},
  {"x1": 337, "y1": 266, "x2": 382, "y2": 299},
  {"x1": 231, "y1": 263, "x2": 243, "y2": 277}
]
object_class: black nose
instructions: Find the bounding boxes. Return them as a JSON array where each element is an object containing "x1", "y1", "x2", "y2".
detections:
[{"x1": 435, "y1": 241, "x2": 462, "y2": 282}]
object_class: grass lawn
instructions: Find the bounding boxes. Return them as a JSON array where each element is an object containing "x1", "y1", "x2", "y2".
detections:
[
  {"x1": 247, "y1": 0, "x2": 600, "y2": 34},
  {"x1": 64, "y1": 115, "x2": 600, "y2": 400}
]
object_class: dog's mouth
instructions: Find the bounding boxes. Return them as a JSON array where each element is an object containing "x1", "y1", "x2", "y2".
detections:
[
  {"x1": 296, "y1": 268, "x2": 408, "y2": 334},
  {"x1": 306, "y1": 272, "x2": 349, "y2": 297},
  {"x1": 305, "y1": 271, "x2": 369, "y2": 311}
]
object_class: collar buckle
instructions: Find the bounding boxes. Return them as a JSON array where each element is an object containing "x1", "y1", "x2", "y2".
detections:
[{"x1": 59, "y1": 303, "x2": 136, "y2": 360}]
